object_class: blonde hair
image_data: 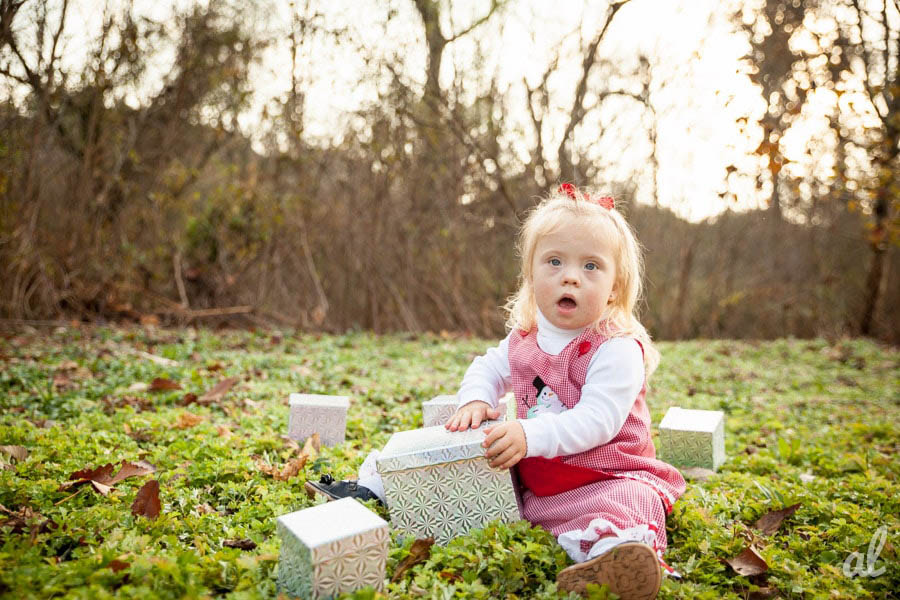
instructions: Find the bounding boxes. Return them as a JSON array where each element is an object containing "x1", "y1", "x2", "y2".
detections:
[{"x1": 504, "y1": 188, "x2": 661, "y2": 378}]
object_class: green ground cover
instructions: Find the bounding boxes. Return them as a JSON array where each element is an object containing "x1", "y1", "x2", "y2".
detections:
[{"x1": 0, "y1": 327, "x2": 897, "y2": 599}]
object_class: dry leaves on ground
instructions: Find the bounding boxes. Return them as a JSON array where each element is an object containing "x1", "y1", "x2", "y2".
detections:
[
  {"x1": 175, "y1": 412, "x2": 204, "y2": 429},
  {"x1": 149, "y1": 377, "x2": 181, "y2": 392},
  {"x1": 223, "y1": 538, "x2": 257, "y2": 550},
  {"x1": 102, "y1": 395, "x2": 155, "y2": 414},
  {"x1": 256, "y1": 456, "x2": 308, "y2": 481},
  {"x1": 302, "y1": 433, "x2": 321, "y2": 459},
  {"x1": 199, "y1": 377, "x2": 240, "y2": 404},
  {"x1": 753, "y1": 503, "x2": 801, "y2": 536},
  {"x1": 58, "y1": 460, "x2": 156, "y2": 497},
  {"x1": 391, "y1": 537, "x2": 435, "y2": 583},
  {"x1": 0, "y1": 503, "x2": 57, "y2": 536},
  {"x1": 0, "y1": 445, "x2": 28, "y2": 462},
  {"x1": 108, "y1": 559, "x2": 131, "y2": 572},
  {"x1": 256, "y1": 432, "x2": 320, "y2": 481},
  {"x1": 724, "y1": 545, "x2": 769, "y2": 577},
  {"x1": 131, "y1": 480, "x2": 161, "y2": 520}
]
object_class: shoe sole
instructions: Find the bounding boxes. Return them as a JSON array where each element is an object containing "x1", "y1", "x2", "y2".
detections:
[
  {"x1": 304, "y1": 481, "x2": 339, "y2": 501},
  {"x1": 556, "y1": 541, "x2": 662, "y2": 600}
]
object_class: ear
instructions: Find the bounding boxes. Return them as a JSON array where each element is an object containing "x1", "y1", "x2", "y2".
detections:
[{"x1": 608, "y1": 281, "x2": 619, "y2": 304}]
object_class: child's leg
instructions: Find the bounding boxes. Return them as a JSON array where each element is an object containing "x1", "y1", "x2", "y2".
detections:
[
  {"x1": 524, "y1": 479, "x2": 669, "y2": 599},
  {"x1": 523, "y1": 478, "x2": 669, "y2": 565}
]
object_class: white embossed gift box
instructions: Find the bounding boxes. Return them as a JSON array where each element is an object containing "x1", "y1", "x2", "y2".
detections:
[
  {"x1": 276, "y1": 497, "x2": 389, "y2": 600},
  {"x1": 288, "y1": 394, "x2": 350, "y2": 447},
  {"x1": 422, "y1": 393, "x2": 515, "y2": 427},
  {"x1": 658, "y1": 406, "x2": 726, "y2": 471},
  {"x1": 376, "y1": 422, "x2": 521, "y2": 545}
]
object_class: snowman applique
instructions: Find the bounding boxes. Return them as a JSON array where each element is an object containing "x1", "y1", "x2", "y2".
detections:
[{"x1": 527, "y1": 376, "x2": 568, "y2": 418}]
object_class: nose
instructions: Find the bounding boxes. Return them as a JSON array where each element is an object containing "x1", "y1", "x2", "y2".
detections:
[{"x1": 561, "y1": 267, "x2": 580, "y2": 286}]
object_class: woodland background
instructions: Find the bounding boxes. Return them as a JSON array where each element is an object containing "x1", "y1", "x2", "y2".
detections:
[{"x1": 0, "y1": 0, "x2": 898, "y2": 342}]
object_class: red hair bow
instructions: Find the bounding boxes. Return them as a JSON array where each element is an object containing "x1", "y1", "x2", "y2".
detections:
[{"x1": 558, "y1": 183, "x2": 614, "y2": 210}]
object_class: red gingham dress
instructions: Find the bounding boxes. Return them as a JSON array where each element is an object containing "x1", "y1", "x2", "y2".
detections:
[{"x1": 509, "y1": 326, "x2": 686, "y2": 569}]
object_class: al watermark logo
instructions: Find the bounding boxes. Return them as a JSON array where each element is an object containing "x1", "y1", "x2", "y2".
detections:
[{"x1": 843, "y1": 526, "x2": 889, "y2": 578}]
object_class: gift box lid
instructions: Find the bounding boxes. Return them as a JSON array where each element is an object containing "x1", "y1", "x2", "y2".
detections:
[
  {"x1": 289, "y1": 394, "x2": 350, "y2": 409},
  {"x1": 659, "y1": 406, "x2": 724, "y2": 433},
  {"x1": 423, "y1": 395, "x2": 509, "y2": 407},
  {"x1": 376, "y1": 421, "x2": 500, "y2": 473},
  {"x1": 423, "y1": 395, "x2": 458, "y2": 408},
  {"x1": 277, "y1": 498, "x2": 387, "y2": 558}
]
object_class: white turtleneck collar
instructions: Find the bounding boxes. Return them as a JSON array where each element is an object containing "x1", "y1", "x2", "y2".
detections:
[{"x1": 536, "y1": 309, "x2": 587, "y2": 355}]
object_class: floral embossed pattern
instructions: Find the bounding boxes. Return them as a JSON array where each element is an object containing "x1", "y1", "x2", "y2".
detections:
[
  {"x1": 287, "y1": 394, "x2": 350, "y2": 447},
  {"x1": 658, "y1": 407, "x2": 725, "y2": 470},
  {"x1": 382, "y1": 457, "x2": 520, "y2": 545},
  {"x1": 276, "y1": 500, "x2": 389, "y2": 599}
]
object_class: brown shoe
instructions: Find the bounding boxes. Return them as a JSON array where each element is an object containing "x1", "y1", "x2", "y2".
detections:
[{"x1": 556, "y1": 541, "x2": 662, "y2": 600}]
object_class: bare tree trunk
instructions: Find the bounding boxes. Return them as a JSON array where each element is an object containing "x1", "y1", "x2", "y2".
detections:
[{"x1": 671, "y1": 238, "x2": 696, "y2": 339}]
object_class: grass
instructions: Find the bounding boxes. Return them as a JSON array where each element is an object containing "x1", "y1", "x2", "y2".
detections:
[{"x1": 0, "y1": 326, "x2": 897, "y2": 599}]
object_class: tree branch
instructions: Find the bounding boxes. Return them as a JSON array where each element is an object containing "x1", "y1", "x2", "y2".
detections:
[
  {"x1": 46, "y1": 0, "x2": 68, "y2": 80},
  {"x1": 556, "y1": 1, "x2": 630, "y2": 180},
  {"x1": 446, "y1": 0, "x2": 501, "y2": 43}
]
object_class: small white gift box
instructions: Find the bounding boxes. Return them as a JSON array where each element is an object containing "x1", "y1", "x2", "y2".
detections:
[
  {"x1": 276, "y1": 497, "x2": 389, "y2": 599},
  {"x1": 376, "y1": 422, "x2": 521, "y2": 545},
  {"x1": 422, "y1": 393, "x2": 515, "y2": 427},
  {"x1": 658, "y1": 406, "x2": 726, "y2": 471},
  {"x1": 288, "y1": 394, "x2": 350, "y2": 447}
]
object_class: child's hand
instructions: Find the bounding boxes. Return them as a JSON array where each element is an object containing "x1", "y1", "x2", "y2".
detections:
[
  {"x1": 445, "y1": 401, "x2": 500, "y2": 431},
  {"x1": 482, "y1": 421, "x2": 526, "y2": 470}
]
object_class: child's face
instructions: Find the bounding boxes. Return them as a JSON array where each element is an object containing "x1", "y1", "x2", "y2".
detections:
[{"x1": 531, "y1": 220, "x2": 617, "y2": 330}]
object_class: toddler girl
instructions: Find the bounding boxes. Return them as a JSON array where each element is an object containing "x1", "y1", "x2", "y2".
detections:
[{"x1": 307, "y1": 185, "x2": 685, "y2": 600}]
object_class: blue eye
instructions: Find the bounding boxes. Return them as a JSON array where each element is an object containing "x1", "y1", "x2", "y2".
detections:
[
  {"x1": 550, "y1": 258, "x2": 561, "y2": 266},
  {"x1": 585, "y1": 262, "x2": 598, "y2": 271}
]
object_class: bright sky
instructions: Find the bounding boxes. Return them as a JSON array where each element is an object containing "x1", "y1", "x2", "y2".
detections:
[{"x1": 4, "y1": 0, "x2": 853, "y2": 222}]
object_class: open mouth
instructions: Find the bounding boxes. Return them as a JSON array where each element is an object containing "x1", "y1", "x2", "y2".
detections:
[{"x1": 557, "y1": 296, "x2": 577, "y2": 310}]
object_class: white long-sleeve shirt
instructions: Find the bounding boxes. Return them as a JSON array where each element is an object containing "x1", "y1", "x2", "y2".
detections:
[{"x1": 456, "y1": 311, "x2": 645, "y2": 459}]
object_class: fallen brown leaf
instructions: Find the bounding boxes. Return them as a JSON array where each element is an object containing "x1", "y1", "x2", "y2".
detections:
[
  {"x1": 196, "y1": 503, "x2": 216, "y2": 515},
  {"x1": 438, "y1": 570, "x2": 462, "y2": 582},
  {"x1": 280, "y1": 436, "x2": 301, "y2": 452},
  {"x1": 107, "y1": 460, "x2": 156, "y2": 485},
  {"x1": 108, "y1": 559, "x2": 130, "y2": 572},
  {"x1": 0, "y1": 445, "x2": 28, "y2": 462},
  {"x1": 52, "y1": 372, "x2": 74, "y2": 390},
  {"x1": 753, "y1": 503, "x2": 801, "y2": 536},
  {"x1": 391, "y1": 537, "x2": 435, "y2": 583},
  {"x1": 62, "y1": 463, "x2": 116, "y2": 489},
  {"x1": 179, "y1": 393, "x2": 198, "y2": 406},
  {"x1": 199, "y1": 377, "x2": 240, "y2": 404},
  {"x1": 91, "y1": 480, "x2": 112, "y2": 496},
  {"x1": 256, "y1": 455, "x2": 309, "y2": 481},
  {"x1": 131, "y1": 480, "x2": 161, "y2": 520},
  {"x1": 725, "y1": 545, "x2": 769, "y2": 577},
  {"x1": 223, "y1": 538, "x2": 257, "y2": 550},
  {"x1": 175, "y1": 412, "x2": 204, "y2": 429},
  {"x1": 302, "y1": 433, "x2": 321, "y2": 459},
  {"x1": 102, "y1": 395, "x2": 154, "y2": 414},
  {"x1": 149, "y1": 377, "x2": 181, "y2": 392},
  {"x1": 0, "y1": 504, "x2": 56, "y2": 536},
  {"x1": 60, "y1": 460, "x2": 155, "y2": 494}
]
